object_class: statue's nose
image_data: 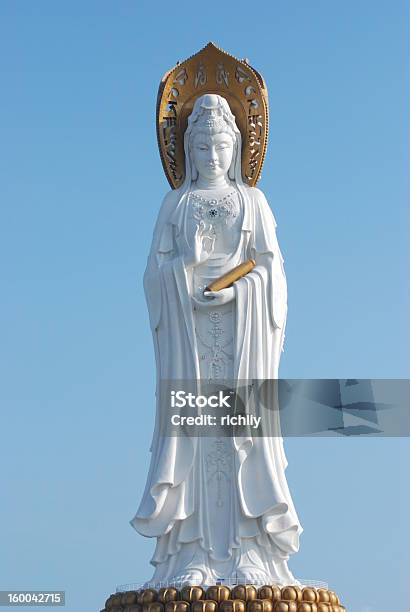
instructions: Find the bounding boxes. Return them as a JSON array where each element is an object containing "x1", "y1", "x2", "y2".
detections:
[{"x1": 209, "y1": 148, "x2": 218, "y2": 161}]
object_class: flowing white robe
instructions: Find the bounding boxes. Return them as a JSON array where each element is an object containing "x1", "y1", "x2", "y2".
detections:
[{"x1": 131, "y1": 185, "x2": 302, "y2": 581}]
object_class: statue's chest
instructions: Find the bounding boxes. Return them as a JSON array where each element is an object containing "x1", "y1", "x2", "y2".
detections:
[{"x1": 187, "y1": 190, "x2": 243, "y2": 251}]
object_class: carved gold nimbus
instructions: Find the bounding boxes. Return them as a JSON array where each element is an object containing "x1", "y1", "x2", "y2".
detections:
[{"x1": 157, "y1": 42, "x2": 269, "y2": 189}]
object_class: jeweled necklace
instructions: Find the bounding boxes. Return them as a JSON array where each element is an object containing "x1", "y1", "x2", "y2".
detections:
[{"x1": 191, "y1": 189, "x2": 238, "y2": 224}]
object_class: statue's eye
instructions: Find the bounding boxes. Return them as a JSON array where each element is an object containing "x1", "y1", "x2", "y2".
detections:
[
  {"x1": 217, "y1": 143, "x2": 230, "y2": 150},
  {"x1": 197, "y1": 144, "x2": 208, "y2": 151}
]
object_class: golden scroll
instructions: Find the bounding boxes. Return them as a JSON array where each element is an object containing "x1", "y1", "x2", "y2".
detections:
[{"x1": 205, "y1": 259, "x2": 256, "y2": 293}]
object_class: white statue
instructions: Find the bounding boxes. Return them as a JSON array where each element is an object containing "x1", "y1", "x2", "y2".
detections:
[{"x1": 131, "y1": 94, "x2": 302, "y2": 587}]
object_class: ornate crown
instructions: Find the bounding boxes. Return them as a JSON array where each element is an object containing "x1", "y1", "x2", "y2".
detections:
[
  {"x1": 196, "y1": 110, "x2": 226, "y2": 130},
  {"x1": 191, "y1": 107, "x2": 230, "y2": 133}
]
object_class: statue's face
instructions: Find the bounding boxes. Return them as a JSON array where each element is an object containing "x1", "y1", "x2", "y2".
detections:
[{"x1": 191, "y1": 131, "x2": 234, "y2": 181}]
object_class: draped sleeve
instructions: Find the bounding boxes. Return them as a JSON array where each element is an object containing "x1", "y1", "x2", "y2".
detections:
[
  {"x1": 143, "y1": 190, "x2": 179, "y2": 331},
  {"x1": 246, "y1": 187, "x2": 288, "y2": 333}
]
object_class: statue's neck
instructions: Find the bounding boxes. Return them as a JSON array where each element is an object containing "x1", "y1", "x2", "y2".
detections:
[{"x1": 194, "y1": 176, "x2": 231, "y2": 190}]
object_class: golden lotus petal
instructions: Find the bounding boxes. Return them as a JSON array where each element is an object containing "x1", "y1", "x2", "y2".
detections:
[
  {"x1": 232, "y1": 585, "x2": 258, "y2": 602},
  {"x1": 206, "y1": 586, "x2": 231, "y2": 602},
  {"x1": 220, "y1": 599, "x2": 246, "y2": 612}
]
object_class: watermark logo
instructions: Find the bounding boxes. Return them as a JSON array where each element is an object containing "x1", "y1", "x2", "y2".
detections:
[{"x1": 170, "y1": 390, "x2": 233, "y2": 409}]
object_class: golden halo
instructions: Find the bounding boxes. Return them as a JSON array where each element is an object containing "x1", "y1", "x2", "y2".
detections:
[{"x1": 156, "y1": 42, "x2": 269, "y2": 189}]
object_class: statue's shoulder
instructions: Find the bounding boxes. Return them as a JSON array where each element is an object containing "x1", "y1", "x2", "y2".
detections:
[
  {"x1": 242, "y1": 185, "x2": 271, "y2": 212},
  {"x1": 156, "y1": 187, "x2": 183, "y2": 223},
  {"x1": 242, "y1": 185, "x2": 277, "y2": 227},
  {"x1": 161, "y1": 187, "x2": 182, "y2": 207},
  {"x1": 242, "y1": 184, "x2": 268, "y2": 203}
]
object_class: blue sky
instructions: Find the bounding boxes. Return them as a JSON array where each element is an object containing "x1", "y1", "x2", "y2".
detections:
[{"x1": 0, "y1": 2, "x2": 409, "y2": 611}]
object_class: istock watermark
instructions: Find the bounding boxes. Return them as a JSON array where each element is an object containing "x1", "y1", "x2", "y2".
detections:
[
  {"x1": 170, "y1": 389, "x2": 234, "y2": 409},
  {"x1": 157, "y1": 379, "x2": 410, "y2": 437}
]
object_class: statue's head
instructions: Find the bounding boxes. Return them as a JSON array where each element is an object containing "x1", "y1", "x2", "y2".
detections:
[{"x1": 184, "y1": 94, "x2": 242, "y2": 184}]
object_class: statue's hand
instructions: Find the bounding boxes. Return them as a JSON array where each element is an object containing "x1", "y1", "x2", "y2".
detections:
[
  {"x1": 191, "y1": 287, "x2": 235, "y2": 310},
  {"x1": 184, "y1": 221, "x2": 215, "y2": 268}
]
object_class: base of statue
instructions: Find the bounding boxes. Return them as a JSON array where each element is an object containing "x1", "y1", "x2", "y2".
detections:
[{"x1": 101, "y1": 584, "x2": 346, "y2": 612}]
